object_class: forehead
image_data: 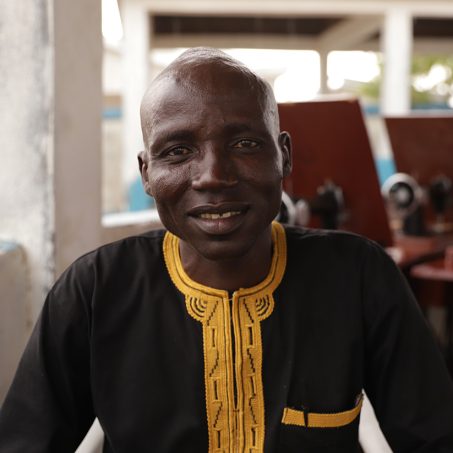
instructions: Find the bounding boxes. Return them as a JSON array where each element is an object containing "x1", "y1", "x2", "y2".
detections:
[{"x1": 141, "y1": 74, "x2": 276, "y2": 142}]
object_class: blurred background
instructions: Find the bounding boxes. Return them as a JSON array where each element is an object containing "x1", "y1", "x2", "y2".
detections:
[{"x1": 1, "y1": 1, "x2": 453, "y2": 450}]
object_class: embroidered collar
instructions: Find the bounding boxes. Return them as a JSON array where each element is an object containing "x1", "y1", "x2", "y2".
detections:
[
  {"x1": 163, "y1": 221, "x2": 287, "y2": 302},
  {"x1": 162, "y1": 221, "x2": 287, "y2": 452}
]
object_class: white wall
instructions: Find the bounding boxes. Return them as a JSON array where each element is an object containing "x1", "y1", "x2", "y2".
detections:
[
  {"x1": 0, "y1": 243, "x2": 28, "y2": 403},
  {"x1": 0, "y1": 0, "x2": 54, "y2": 325},
  {"x1": 0, "y1": 0, "x2": 103, "y2": 404}
]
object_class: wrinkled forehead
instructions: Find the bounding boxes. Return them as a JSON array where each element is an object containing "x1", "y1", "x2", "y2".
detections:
[{"x1": 140, "y1": 63, "x2": 279, "y2": 144}]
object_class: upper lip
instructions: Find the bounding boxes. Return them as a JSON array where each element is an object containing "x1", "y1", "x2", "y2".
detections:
[{"x1": 187, "y1": 202, "x2": 249, "y2": 217}]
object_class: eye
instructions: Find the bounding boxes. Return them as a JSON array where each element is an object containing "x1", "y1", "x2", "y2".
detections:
[
  {"x1": 165, "y1": 145, "x2": 193, "y2": 157},
  {"x1": 232, "y1": 139, "x2": 260, "y2": 149}
]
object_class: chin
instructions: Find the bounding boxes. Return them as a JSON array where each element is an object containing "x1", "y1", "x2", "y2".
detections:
[
  {"x1": 190, "y1": 235, "x2": 259, "y2": 262},
  {"x1": 197, "y1": 243, "x2": 250, "y2": 262},
  {"x1": 196, "y1": 225, "x2": 274, "y2": 262}
]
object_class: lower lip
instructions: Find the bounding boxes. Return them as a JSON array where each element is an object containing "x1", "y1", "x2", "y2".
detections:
[{"x1": 190, "y1": 212, "x2": 247, "y2": 235}]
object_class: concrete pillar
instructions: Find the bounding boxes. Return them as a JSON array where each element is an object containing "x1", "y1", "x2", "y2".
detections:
[
  {"x1": 53, "y1": 0, "x2": 103, "y2": 277},
  {"x1": 0, "y1": 0, "x2": 55, "y2": 325},
  {"x1": 319, "y1": 50, "x2": 329, "y2": 95},
  {"x1": 0, "y1": 0, "x2": 102, "y2": 323},
  {"x1": 380, "y1": 7, "x2": 413, "y2": 115},
  {"x1": 122, "y1": 2, "x2": 150, "y2": 195},
  {"x1": 0, "y1": 243, "x2": 28, "y2": 402}
]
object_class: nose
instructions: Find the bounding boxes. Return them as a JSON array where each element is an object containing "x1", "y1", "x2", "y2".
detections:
[{"x1": 191, "y1": 148, "x2": 238, "y2": 191}]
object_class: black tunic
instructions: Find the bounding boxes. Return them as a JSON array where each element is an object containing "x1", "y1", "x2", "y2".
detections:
[{"x1": 0, "y1": 224, "x2": 452, "y2": 452}]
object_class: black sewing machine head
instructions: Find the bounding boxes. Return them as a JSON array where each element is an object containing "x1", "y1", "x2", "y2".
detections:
[
  {"x1": 428, "y1": 175, "x2": 453, "y2": 233},
  {"x1": 382, "y1": 172, "x2": 453, "y2": 236},
  {"x1": 382, "y1": 173, "x2": 425, "y2": 235},
  {"x1": 277, "y1": 181, "x2": 345, "y2": 230}
]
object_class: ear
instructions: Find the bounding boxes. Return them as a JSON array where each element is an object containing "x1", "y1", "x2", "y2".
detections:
[
  {"x1": 138, "y1": 150, "x2": 153, "y2": 196},
  {"x1": 278, "y1": 131, "x2": 292, "y2": 178}
]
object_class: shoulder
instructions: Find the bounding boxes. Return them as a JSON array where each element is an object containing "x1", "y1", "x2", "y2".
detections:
[
  {"x1": 282, "y1": 225, "x2": 400, "y2": 289},
  {"x1": 283, "y1": 224, "x2": 388, "y2": 265},
  {"x1": 53, "y1": 229, "x2": 167, "y2": 293},
  {"x1": 73, "y1": 228, "x2": 165, "y2": 266}
]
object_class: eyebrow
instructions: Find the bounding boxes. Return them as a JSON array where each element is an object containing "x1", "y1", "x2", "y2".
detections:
[
  {"x1": 222, "y1": 122, "x2": 255, "y2": 135},
  {"x1": 148, "y1": 129, "x2": 196, "y2": 151},
  {"x1": 148, "y1": 121, "x2": 269, "y2": 151},
  {"x1": 222, "y1": 122, "x2": 274, "y2": 143}
]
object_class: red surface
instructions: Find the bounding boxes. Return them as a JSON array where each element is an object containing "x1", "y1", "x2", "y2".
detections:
[
  {"x1": 385, "y1": 115, "x2": 453, "y2": 225},
  {"x1": 279, "y1": 98, "x2": 393, "y2": 247}
]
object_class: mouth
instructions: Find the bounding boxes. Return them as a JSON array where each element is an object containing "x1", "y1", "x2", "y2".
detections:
[
  {"x1": 199, "y1": 211, "x2": 242, "y2": 220},
  {"x1": 188, "y1": 202, "x2": 249, "y2": 217},
  {"x1": 188, "y1": 203, "x2": 249, "y2": 235}
]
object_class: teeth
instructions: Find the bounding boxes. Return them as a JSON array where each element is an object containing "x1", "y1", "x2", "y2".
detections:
[{"x1": 199, "y1": 211, "x2": 241, "y2": 220}]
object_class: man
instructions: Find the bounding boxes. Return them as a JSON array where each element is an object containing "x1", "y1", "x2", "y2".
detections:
[{"x1": 1, "y1": 48, "x2": 453, "y2": 452}]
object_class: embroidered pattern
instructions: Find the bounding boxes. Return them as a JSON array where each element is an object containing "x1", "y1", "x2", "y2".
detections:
[{"x1": 163, "y1": 222, "x2": 286, "y2": 453}]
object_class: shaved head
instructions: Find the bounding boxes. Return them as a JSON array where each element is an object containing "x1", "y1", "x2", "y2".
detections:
[
  {"x1": 140, "y1": 47, "x2": 280, "y2": 149},
  {"x1": 137, "y1": 46, "x2": 292, "y2": 267}
]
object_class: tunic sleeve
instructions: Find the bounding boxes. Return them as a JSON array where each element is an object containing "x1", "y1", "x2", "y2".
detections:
[
  {"x1": 362, "y1": 242, "x2": 453, "y2": 452},
  {"x1": 0, "y1": 258, "x2": 95, "y2": 452}
]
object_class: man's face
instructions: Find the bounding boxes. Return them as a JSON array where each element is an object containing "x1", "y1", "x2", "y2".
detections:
[{"x1": 140, "y1": 70, "x2": 291, "y2": 262}]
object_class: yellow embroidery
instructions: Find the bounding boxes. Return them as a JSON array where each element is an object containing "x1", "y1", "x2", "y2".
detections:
[
  {"x1": 281, "y1": 394, "x2": 363, "y2": 428},
  {"x1": 163, "y1": 222, "x2": 287, "y2": 452}
]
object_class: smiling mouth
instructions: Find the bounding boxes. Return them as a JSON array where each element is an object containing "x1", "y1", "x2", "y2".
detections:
[
  {"x1": 199, "y1": 211, "x2": 241, "y2": 220},
  {"x1": 188, "y1": 203, "x2": 249, "y2": 235},
  {"x1": 188, "y1": 202, "x2": 249, "y2": 218}
]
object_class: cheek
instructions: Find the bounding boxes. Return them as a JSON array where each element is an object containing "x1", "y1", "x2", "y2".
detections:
[
  {"x1": 149, "y1": 172, "x2": 181, "y2": 233},
  {"x1": 247, "y1": 158, "x2": 284, "y2": 192},
  {"x1": 257, "y1": 163, "x2": 284, "y2": 211},
  {"x1": 148, "y1": 166, "x2": 190, "y2": 209},
  {"x1": 244, "y1": 170, "x2": 282, "y2": 220}
]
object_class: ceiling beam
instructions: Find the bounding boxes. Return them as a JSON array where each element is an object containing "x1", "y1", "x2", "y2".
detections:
[
  {"x1": 407, "y1": 38, "x2": 453, "y2": 54},
  {"x1": 135, "y1": 0, "x2": 453, "y2": 18},
  {"x1": 152, "y1": 34, "x2": 318, "y2": 50},
  {"x1": 357, "y1": 37, "x2": 453, "y2": 54},
  {"x1": 151, "y1": 33, "x2": 453, "y2": 56},
  {"x1": 316, "y1": 16, "x2": 382, "y2": 51}
]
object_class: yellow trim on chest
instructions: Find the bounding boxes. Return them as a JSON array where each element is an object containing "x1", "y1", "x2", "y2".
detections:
[
  {"x1": 163, "y1": 222, "x2": 287, "y2": 453},
  {"x1": 282, "y1": 394, "x2": 363, "y2": 428}
]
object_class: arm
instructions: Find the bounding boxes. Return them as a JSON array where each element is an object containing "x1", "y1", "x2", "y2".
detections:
[
  {"x1": 362, "y1": 242, "x2": 453, "y2": 452},
  {"x1": 0, "y1": 261, "x2": 95, "y2": 452}
]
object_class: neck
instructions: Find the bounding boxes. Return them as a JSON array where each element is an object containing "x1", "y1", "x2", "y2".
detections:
[{"x1": 179, "y1": 230, "x2": 273, "y2": 292}]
